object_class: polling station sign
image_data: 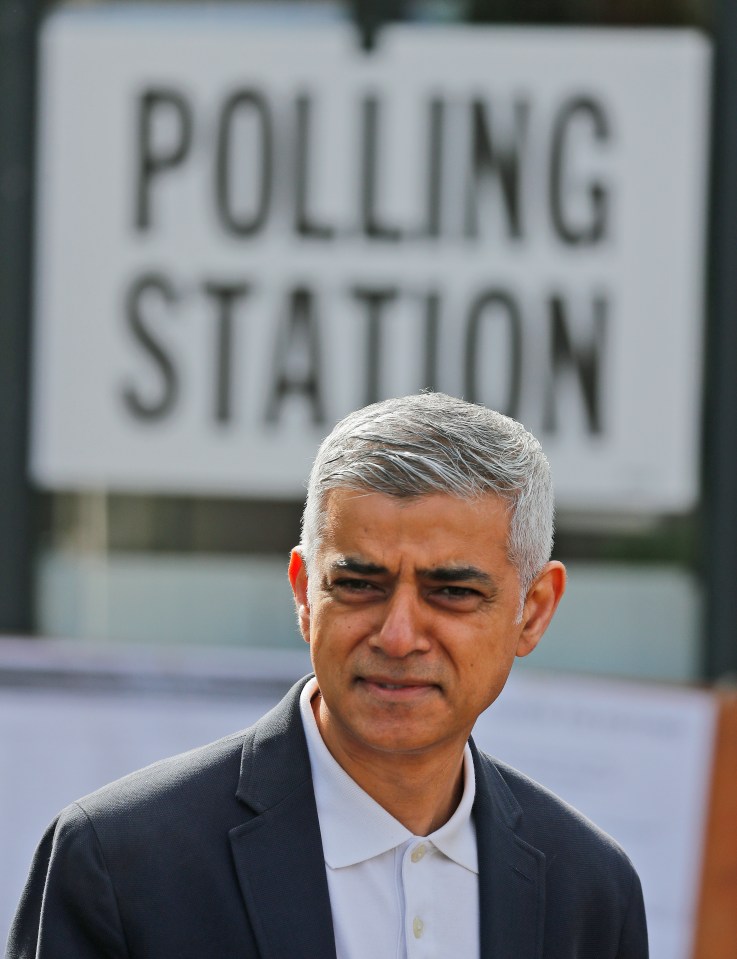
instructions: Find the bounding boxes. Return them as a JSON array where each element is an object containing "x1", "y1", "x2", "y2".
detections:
[{"x1": 30, "y1": 10, "x2": 710, "y2": 510}]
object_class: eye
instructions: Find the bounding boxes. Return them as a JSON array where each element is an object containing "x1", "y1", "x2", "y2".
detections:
[
  {"x1": 437, "y1": 585, "x2": 478, "y2": 598},
  {"x1": 430, "y1": 585, "x2": 484, "y2": 609},
  {"x1": 336, "y1": 578, "x2": 376, "y2": 591},
  {"x1": 328, "y1": 577, "x2": 383, "y2": 600}
]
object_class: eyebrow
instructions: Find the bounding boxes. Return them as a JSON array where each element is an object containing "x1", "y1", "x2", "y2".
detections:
[
  {"x1": 330, "y1": 557, "x2": 389, "y2": 576},
  {"x1": 329, "y1": 557, "x2": 497, "y2": 590},
  {"x1": 419, "y1": 565, "x2": 497, "y2": 590}
]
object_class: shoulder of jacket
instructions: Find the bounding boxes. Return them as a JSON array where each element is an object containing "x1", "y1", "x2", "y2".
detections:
[{"x1": 474, "y1": 747, "x2": 638, "y2": 873}]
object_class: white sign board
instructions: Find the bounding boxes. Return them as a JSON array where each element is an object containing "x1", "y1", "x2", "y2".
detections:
[{"x1": 31, "y1": 10, "x2": 710, "y2": 510}]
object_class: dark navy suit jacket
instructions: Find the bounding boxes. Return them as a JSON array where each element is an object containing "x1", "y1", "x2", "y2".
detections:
[{"x1": 7, "y1": 677, "x2": 648, "y2": 958}]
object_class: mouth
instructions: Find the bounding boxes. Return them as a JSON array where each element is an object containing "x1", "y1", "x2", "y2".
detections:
[{"x1": 357, "y1": 677, "x2": 439, "y2": 699}]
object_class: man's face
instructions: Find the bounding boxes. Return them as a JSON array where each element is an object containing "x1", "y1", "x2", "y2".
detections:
[{"x1": 289, "y1": 489, "x2": 564, "y2": 768}]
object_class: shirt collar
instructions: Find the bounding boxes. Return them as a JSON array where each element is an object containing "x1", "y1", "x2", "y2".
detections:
[{"x1": 299, "y1": 677, "x2": 478, "y2": 874}]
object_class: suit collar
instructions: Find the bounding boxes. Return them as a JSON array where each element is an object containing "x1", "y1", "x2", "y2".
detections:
[
  {"x1": 229, "y1": 676, "x2": 338, "y2": 959},
  {"x1": 472, "y1": 739, "x2": 546, "y2": 959},
  {"x1": 235, "y1": 676, "x2": 316, "y2": 812}
]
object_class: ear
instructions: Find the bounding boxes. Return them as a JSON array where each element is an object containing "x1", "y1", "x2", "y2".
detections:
[
  {"x1": 515, "y1": 560, "x2": 566, "y2": 658},
  {"x1": 288, "y1": 547, "x2": 311, "y2": 644}
]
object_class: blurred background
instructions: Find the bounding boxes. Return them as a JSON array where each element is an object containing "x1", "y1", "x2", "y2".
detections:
[{"x1": 1, "y1": 0, "x2": 736, "y2": 956}]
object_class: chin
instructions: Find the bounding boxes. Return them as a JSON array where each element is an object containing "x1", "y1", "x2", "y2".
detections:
[{"x1": 357, "y1": 728, "x2": 441, "y2": 756}]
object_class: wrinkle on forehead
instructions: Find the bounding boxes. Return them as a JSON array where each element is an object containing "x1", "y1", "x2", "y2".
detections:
[{"x1": 316, "y1": 489, "x2": 515, "y2": 585}]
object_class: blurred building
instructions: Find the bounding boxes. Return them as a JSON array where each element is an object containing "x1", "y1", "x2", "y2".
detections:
[{"x1": 1, "y1": 0, "x2": 733, "y2": 686}]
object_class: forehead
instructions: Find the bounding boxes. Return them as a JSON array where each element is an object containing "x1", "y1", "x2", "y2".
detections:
[{"x1": 318, "y1": 488, "x2": 513, "y2": 568}]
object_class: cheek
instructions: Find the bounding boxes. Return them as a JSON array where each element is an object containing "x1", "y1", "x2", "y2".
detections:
[
  {"x1": 325, "y1": 605, "x2": 376, "y2": 639},
  {"x1": 459, "y1": 636, "x2": 515, "y2": 689}
]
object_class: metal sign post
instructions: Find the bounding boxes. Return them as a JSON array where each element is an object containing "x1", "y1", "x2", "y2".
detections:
[
  {"x1": 703, "y1": 0, "x2": 737, "y2": 682},
  {"x1": 0, "y1": 0, "x2": 37, "y2": 633}
]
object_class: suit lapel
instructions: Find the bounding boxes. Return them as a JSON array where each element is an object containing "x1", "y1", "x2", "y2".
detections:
[
  {"x1": 473, "y1": 742, "x2": 546, "y2": 959},
  {"x1": 229, "y1": 679, "x2": 337, "y2": 959}
]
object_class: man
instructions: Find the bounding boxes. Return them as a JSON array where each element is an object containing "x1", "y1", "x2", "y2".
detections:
[{"x1": 7, "y1": 393, "x2": 648, "y2": 958}]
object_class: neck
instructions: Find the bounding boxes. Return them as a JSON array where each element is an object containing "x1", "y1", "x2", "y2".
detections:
[
  {"x1": 312, "y1": 694, "x2": 466, "y2": 835},
  {"x1": 348, "y1": 751, "x2": 466, "y2": 836}
]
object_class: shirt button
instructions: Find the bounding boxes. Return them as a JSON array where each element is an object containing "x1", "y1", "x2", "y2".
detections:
[
  {"x1": 411, "y1": 843, "x2": 427, "y2": 863},
  {"x1": 413, "y1": 917, "x2": 424, "y2": 939}
]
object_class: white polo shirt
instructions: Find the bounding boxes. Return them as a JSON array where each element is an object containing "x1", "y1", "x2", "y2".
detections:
[{"x1": 299, "y1": 678, "x2": 480, "y2": 959}]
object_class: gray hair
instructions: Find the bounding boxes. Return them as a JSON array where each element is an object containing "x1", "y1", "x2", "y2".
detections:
[{"x1": 300, "y1": 393, "x2": 554, "y2": 610}]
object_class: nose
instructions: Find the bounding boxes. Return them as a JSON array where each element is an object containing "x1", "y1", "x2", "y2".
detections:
[{"x1": 369, "y1": 585, "x2": 431, "y2": 658}]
